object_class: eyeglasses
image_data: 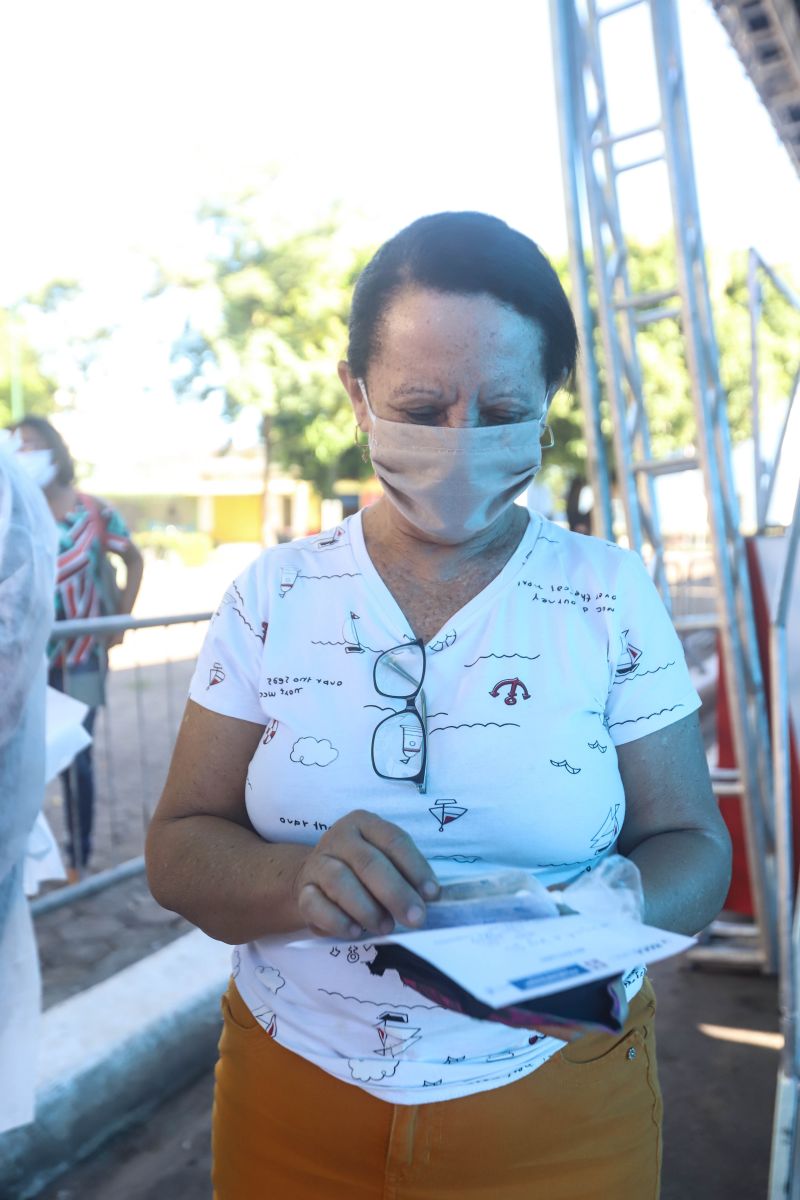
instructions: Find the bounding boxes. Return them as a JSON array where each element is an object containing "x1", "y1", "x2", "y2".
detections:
[{"x1": 371, "y1": 639, "x2": 428, "y2": 794}]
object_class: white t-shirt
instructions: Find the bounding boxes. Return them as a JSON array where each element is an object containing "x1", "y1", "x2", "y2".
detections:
[{"x1": 189, "y1": 510, "x2": 700, "y2": 1104}]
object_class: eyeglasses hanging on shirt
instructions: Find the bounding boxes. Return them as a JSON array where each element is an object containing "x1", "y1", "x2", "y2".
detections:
[{"x1": 370, "y1": 639, "x2": 428, "y2": 794}]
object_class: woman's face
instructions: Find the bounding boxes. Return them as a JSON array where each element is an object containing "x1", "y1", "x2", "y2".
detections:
[{"x1": 342, "y1": 286, "x2": 550, "y2": 432}]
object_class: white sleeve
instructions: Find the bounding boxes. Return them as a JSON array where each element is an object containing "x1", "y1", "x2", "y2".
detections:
[
  {"x1": 188, "y1": 560, "x2": 267, "y2": 726},
  {"x1": 604, "y1": 551, "x2": 701, "y2": 746}
]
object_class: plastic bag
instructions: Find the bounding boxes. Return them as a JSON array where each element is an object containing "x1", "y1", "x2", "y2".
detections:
[
  {"x1": 422, "y1": 869, "x2": 560, "y2": 929},
  {"x1": 557, "y1": 854, "x2": 645, "y2": 923}
]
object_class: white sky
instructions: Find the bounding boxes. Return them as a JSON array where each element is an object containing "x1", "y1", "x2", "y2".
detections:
[{"x1": 2, "y1": 0, "x2": 799, "y2": 458}]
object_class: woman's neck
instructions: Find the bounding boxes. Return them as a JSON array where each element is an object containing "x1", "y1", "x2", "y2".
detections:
[
  {"x1": 46, "y1": 483, "x2": 79, "y2": 521},
  {"x1": 361, "y1": 498, "x2": 529, "y2": 584}
]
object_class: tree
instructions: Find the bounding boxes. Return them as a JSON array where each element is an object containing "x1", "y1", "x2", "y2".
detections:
[
  {"x1": 0, "y1": 309, "x2": 57, "y2": 427},
  {"x1": 164, "y1": 197, "x2": 373, "y2": 500},
  {"x1": 546, "y1": 238, "x2": 799, "y2": 506},
  {"x1": 166, "y1": 204, "x2": 798, "y2": 517}
]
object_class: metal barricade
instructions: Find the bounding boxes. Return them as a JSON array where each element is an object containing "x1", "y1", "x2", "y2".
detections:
[{"x1": 37, "y1": 610, "x2": 213, "y2": 916}]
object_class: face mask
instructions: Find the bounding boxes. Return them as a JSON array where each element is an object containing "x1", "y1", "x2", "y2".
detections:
[
  {"x1": 357, "y1": 381, "x2": 553, "y2": 545},
  {"x1": 14, "y1": 448, "x2": 58, "y2": 489}
]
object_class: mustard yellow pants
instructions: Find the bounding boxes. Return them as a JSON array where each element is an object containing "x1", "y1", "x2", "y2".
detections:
[{"x1": 212, "y1": 977, "x2": 662, "y2": 1199}]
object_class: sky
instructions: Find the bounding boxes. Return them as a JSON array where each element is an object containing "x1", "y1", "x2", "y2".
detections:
[{"x1": 2, "y1": 0, "x2": 799, "y2": 460}]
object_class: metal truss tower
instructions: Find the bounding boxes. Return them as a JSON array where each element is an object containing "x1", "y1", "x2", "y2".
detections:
[{"x1": 550, "y1": 0, "x2": 777, "y2": 969}]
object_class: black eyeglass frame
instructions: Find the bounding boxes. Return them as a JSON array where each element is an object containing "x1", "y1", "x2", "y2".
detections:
[{"x1": 370, "y1": 637, "x2": 428, "y2": 793}]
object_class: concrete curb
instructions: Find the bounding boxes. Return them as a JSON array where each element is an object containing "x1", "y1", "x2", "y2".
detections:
[{"x1": 0, "y1": 929, "x2": 231, "y2": 1200}]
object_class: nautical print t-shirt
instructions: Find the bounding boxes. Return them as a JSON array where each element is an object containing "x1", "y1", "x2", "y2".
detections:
[{"x1": 189, "y1": 510, "x2": 700, "y2": 1104}]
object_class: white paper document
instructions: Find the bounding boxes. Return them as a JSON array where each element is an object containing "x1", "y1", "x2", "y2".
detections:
[
  {"x1": 45, "y1": 685, "x2": 91, "y2": 784},
  {"x1": 372, "y1": 914, "x2": 694, "y2": 1009}
]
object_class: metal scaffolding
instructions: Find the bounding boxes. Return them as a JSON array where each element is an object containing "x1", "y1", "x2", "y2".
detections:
[{"x1": 549, "y1": 0, "x2": 778, "y2": 970}]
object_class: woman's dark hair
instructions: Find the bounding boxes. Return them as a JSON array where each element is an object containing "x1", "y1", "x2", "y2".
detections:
[
  {"x1": 11, "y1": 415, "x2": 75, "y2": 486},
  {"x1": 347, "y1": 212, "x2": 578, "y2": 387}
]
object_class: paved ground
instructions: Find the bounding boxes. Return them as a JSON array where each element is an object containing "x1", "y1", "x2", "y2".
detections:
[
  {"x1": 36, "y1": 874, "x2": 193, "y2": 1011},
  {"x1": 34, "y1": 952, "x2": 780, "y2": 1200}
]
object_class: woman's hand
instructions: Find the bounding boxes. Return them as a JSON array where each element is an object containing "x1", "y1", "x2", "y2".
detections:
[{"x1": 292, "y1": 809, "x2": 440, "y2": 939}]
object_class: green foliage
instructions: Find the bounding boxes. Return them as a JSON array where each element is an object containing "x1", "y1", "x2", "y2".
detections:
[
  {"x1": 0, "y1": 310, "x2": 56, "y2": 427},
  {"x1": 167, "y1": 204, "x2": 798, "y2": 507},
  {"x1": 548, "y1": 238, "x2": 799, "y2": 492},
  {"x1": 165, "y1": 197, "x2": 374, "y2": 498}
]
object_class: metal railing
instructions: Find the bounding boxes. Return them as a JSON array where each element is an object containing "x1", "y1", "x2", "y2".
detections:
[{"x1": 38, "y1": 610, "x2": 212, "y2": 914}]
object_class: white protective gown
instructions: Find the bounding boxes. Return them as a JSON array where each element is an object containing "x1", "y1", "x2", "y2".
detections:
[{"x1": 0, "y1": 440, "x2": 57, "y2": 1133}]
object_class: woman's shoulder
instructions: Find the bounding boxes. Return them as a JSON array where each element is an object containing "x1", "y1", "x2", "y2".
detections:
[
  {"x1": 535, "y1": 518, "x2": 633, "y2": 571},
  {"x1": 233, "y1": 517, "x2": 360, "y2": 583}
]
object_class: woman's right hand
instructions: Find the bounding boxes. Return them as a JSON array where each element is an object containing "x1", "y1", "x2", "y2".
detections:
[{"x1": 292, "y1": 809, "x2": 440, "y2": 939}]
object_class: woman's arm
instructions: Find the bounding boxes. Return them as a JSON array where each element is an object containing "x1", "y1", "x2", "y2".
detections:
[
  {"x1": 616, "y1": 710, "x2": 732, "y2": 935},
  {"x1": 145, "y1": 700, "x2": 437, "y2": 944},
  {"x1": 116, "y1": 541, "x2": 144, "y2": 614}
]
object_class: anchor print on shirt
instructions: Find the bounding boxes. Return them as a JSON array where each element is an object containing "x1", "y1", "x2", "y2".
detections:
[
  {"x1": 429, "y1": 799, "x2": 468, "y2": 831},
  {"x1": 614, "y1": 631, "x2": 642, "y2": 678},
  {"x1": 489, "y1": 677, "x2": 531, "y2": 706}
]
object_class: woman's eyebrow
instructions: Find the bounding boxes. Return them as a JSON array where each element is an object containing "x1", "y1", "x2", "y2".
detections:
[{"x1": 391, "y1": 385, "x2": 444, "y2": 399}]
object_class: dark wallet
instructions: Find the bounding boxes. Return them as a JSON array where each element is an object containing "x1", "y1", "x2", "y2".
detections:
[{"x1": 369, "y1": 942, "x2": 630, "y2": 1035}]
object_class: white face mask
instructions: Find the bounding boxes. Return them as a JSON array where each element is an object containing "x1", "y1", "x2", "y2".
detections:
[
  {"x1": 358, "y1": 380, "x2": 553, "y2": 545},
  {"x1": 14, "y1": 448, "x2": 58, "y2": 489}
]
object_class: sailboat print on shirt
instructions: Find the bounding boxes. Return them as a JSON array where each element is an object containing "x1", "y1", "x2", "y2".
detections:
[
  {"x1": 591, "y1": 804, "x2": 621, "y2": 854},
  {"x1": 615, "y1": 631, "x2": 642, "y2": 678},
  {"x1": 374, "y1": 1011, "x2": 421, "y2": 1058},
  {"x1": 429, "y1": 799, "x2": 468, "y2": 832},
  {"x1": 344, "y1": 611, "x2": 365, "y2": 654},
  {"x1": 207, "y1": 662, "x2": 225, "y2": 689}
]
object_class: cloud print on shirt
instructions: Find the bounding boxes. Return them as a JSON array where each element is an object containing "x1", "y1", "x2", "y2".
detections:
[
  {"x1": 255, "y1": 964, "x2": 285, "y2": 993},
  {"x1": 290, "y1": 737, "x2": 339, "y2": 767},
  {"x1": 349, "y1": 1058, "x2": 400, "y2": 1082}
]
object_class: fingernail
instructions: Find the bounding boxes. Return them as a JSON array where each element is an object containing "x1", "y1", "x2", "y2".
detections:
[
  {"x1": 406, "y1": 904, "x2": 424, "y2": 925},
  {"x1": 379, "y1": 918, "x2": 394, "y2": 936},
  {"x1": 348, "y1": 923, "x2": 362, "y2": 938},
  {"x1": 421, "y1": 880, "x2": 438, "y2": 900}
]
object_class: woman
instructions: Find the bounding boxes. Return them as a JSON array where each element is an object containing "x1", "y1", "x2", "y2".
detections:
[
  {"x1": 146, "y1": 212, "x2": 731, "y2": 1198},
  {"x1": 13, "y1": 416, "x2": 144, "y2": 878}
]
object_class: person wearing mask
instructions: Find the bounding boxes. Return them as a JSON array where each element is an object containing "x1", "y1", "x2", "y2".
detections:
[
  {"x1": 11, "y1": 417, "x2": 144, "y2": 879},
  {"x1": 146, "y1": 213, "x2": 731, "y2": 1198}
]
